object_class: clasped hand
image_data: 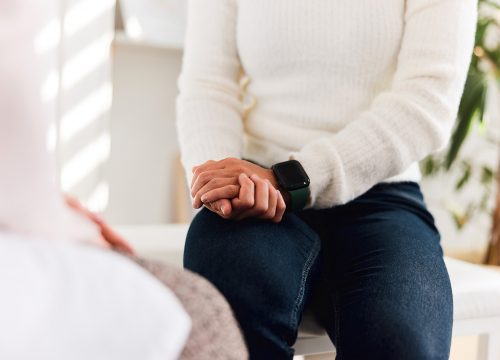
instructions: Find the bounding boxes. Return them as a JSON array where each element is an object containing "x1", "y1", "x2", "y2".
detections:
[{"x1": 190, "y1": 158, "x2": 288, "y2": 223}]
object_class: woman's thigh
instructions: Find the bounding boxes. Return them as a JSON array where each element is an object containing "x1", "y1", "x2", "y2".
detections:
[
  {"x1": 308, "y1": 182, "x2": 453, "y2": 360},
  {"x1": 184, "y1": 208, "x2": 321, "y2": 359}
]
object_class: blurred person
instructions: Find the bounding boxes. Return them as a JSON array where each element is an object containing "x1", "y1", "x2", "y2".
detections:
[
  {"x1": 0, "y1": 1, "x2": 246, "y2": 359},
  {"x1": 177, "y1": 0, "x2": 478, "y2": 359}
]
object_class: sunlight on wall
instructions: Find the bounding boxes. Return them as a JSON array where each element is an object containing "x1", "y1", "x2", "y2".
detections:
[
  {"x1": 61, "y1": 132, "x2": 111, "y2": 192},
  {"x1": 62, "y1": 33, "x2": 112, "y2": 90},
  {"x1": 60, "y1": 82, "x2": 112, "y2": 143},
  {"x1": 87, "y1": 181, "x2": 110, "y2": 213},
  {"x1": 35, "y1": 0, "x2": 115, "y2": 213}
]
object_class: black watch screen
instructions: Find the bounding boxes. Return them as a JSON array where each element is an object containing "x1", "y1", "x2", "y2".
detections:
[{"x1": 271, "y1": 160, "x2": 310, "y2": 191}]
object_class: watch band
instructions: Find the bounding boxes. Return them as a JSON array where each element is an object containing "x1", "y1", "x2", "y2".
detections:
[{"x1": 289, "y1": 186, "x2": 310, "y2": 211}]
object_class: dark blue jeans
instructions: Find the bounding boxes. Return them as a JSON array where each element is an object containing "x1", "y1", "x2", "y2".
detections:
[{"x1": 184, "y1": 182, "x2": 453, "y2": 359}]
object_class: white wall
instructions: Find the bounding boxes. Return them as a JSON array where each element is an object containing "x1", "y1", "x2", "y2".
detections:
[
  {"x1": 100, "y1": 0, "x2": 191, "y2": 225},
  {"x1": 105, "y1": 37, "x2": 189, "y2": 225}
]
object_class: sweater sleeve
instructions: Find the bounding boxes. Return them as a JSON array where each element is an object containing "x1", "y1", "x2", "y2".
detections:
[
  {"x1": 176, "y1": 0, "x2": 244, "y2": 185},
  {"x1": 291, "y1": 0, "x2": 478, "y2": 209}
]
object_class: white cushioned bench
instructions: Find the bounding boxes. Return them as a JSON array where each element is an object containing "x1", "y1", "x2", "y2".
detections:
[{"x1": 118, "y1": 225, "x2": 500, "y2": 360}]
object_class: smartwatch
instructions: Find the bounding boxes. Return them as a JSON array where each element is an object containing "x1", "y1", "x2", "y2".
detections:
[{"x1": 271, "y1": 160, "x2": 310, "y2": 211}]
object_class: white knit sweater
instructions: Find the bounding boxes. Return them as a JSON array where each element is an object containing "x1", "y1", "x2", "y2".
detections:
[{"x1": 176, "y1": 0, "x2": 477, "y2": 209}]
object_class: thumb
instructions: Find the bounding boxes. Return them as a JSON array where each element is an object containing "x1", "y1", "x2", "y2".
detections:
[{"x1": 211, "y1": 199, "x2": 232, "y2": 218}]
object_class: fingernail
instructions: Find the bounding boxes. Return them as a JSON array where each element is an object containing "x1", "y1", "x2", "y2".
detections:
[
  {"x1": 250, "y1": 174, "x2": 258, "y2": 180},
  {"x1": 201, "y1": 195, "x2": 208, "y2": 203}
]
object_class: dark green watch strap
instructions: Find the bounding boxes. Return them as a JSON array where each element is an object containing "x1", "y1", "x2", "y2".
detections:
[{"x1": 289, "y1": 186, "x2": 310, "y2": 211}]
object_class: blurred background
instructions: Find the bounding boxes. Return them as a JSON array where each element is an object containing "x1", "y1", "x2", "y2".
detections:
[{"x1": 39, "y1": 0, "x2": 499, "y2": 265}]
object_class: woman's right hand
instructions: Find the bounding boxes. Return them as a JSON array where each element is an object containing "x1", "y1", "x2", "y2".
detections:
[{"x1": 203, "y1": 173, "x2": 286, "y2": 223}]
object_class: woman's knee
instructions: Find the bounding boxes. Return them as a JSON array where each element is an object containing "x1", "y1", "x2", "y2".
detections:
[
  {"x1": 183, "y1": 208, "x2": 276, "y2": 279},
  {"x1": 184, "y1": 209, "x2": 320, "y2": 282},
  {"x1": 183, "y1": 208, "x2": 321, "y2": 323}
]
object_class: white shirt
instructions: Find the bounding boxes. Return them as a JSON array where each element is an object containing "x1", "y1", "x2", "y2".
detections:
[
  {"x1": 0, "y1": 233, "x2": 190, "y2": 360},
  {"x1": 176, "y1": 0, "x2": 477, "y2": 208}
]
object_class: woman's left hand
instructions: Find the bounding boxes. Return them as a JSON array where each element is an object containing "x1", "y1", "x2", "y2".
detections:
[{"x1": 190, "y1": 157, "x2": 283, "y2": 209}]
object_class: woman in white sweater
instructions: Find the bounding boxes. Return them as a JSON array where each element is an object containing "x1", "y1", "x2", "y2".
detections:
[{"x1": 177, "y1": 0, "x2": 478, "y2": 358}]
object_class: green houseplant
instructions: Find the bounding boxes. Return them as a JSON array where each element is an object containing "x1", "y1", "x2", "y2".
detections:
[{"x1": 422, "y1": 0, "x2": 500, "y2": 265}]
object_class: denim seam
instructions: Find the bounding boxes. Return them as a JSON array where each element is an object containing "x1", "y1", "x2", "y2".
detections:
[{"x1": 288, "y1": 236, "x2": 321, "y2": 333}]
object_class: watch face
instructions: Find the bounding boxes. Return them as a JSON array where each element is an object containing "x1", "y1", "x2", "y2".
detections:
[{"x1": 274, "y1": 160, "x2": 310, "y2": 191}]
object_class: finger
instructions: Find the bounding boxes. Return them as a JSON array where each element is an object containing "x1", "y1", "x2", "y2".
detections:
[
  {"x1": 95, "y1": 236, "x2": 112, "y2": 249},
  {"x1": 64, "y1": 195, "x2": 81, "y2": 210},
  {"x1": 216, "y1": 199, "x2": 233, "y2": 218},
  {"x1": 86, "y1": 211, "x2": 135, "y2": 254},
  {"x1": 206, "y1": 199, "x2": 233, "y2": 218},
  {"x1": 191, "y1": 157, "x2": 245, "y2": 189},
  {"x1": 190, "y1": 169, "x2": 235, "y2": 199},
  {"x1": 200, "y1": 184, "x2": 240, "y2": 206},
  {"x1": 232, "y1": 173, "x2": 255, "y2": 211},
  {"x1": 192, "y1": 177, "x2": 238, "y2": 208},
  {"x1": 259, "y1": 181, "x2": 277, "y2": 220},
  {"x1": 252, "y1": 175, "x2": 269, "y2": 215},
  {"x1": 203, "y1": 202, "x2": 219, "y2": 215},
  {"x1": 272, "y1": 190, "x2": 287, "y2": 223},
  {"x1": 191, "y1": 160, "x2": 216, "y2": 174},
  {"x1": 193, "y1": 159, "x2": 224, "y2": 173},
  {"x1": 191, "y1": 160, "x2": 226, "y2": 187},
  {"x1": 65, "y1": 195, "x2": 92, "y2": 217},
  {"x1": 231, "y1": 174, "x2": 255, "y2": 219},
  {"x1": 192, "y1": 162, "x2": 209, "y2": 174},
  {"x1": 194, "y1": 157, "x2": 243, "y2": 176},
  {"x1": 236, "y1": 174, "x2": 268, "y2": 220},
  {"x1": 98, "y1": 220, "x2": 135, "y2": 255}
]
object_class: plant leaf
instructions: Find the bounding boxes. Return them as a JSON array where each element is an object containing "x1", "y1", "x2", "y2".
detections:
[
  {"x1": 482, "y1": 166, "x2": 495, "y2": 184},
  {"x1": 456, "y1": 161, "x2": 472, "y2": 190},
  {"x1": 446, "y1": 71, "x2": 488, "y2": 169}
]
